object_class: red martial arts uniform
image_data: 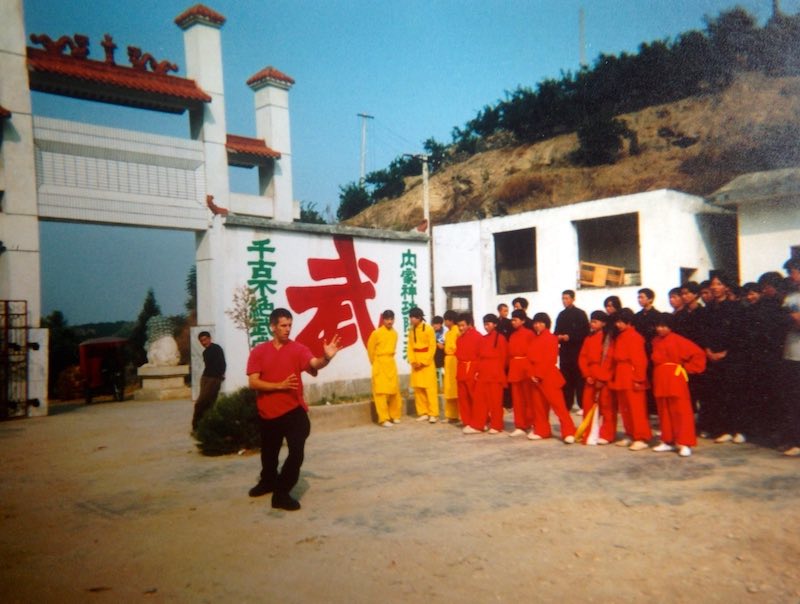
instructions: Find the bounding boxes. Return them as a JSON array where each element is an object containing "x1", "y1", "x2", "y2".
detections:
[
  {"x1": 610, "y1": 327, "x2": 652, "y2": 442},
  {"x1": 455, "y1": 327, "x2": 482, "y2": 429},
  {"x1": 475, "y1": 331, "x2": 508, "y2": 431},
  {"x1": 651, "y1": 332, "x2": 706, "y2": 447},
  {"x1": 508, "y1": 325, "x2": 535, "y2": 430},
  {"x1": 527, "y1": 329, "x2": 576, "y2": 439},
  {"x1": 578, "y1": 330, "x2": 617, "y2": 443}
]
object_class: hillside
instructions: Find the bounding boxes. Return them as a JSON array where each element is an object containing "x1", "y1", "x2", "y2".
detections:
[{"x1": 344, "y1": 72, "x2": 800, "y2": 231}]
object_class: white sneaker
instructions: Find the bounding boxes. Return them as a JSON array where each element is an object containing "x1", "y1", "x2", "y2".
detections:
[
  {"x1": 652, "y1": 442, "x2": 675, "y2": 453},
  {"x1": 488, "y1": 428, "x2": 500, "y2": 434},
  {"x1": 462, "y1": 426, "x2": 481, "y2": 435},
  {"x1": 597, "y1": 438, "x2": 609, "y2": 445},
  {"x1": 783, "y1": 446, "x2": 800, "y2": 457},
  {"x1": 428, "y1": 417, "x2": 439, "y2": 424},
  {"x1": 508, "y1": 428, "x2": 526, "y2": 437},
  {"x1": 563, "y1": 435, "x2": 575, "y2": 444},
  {"x1": 615, "y1": 438, "x2": 632, "y2": 447},
  {"x1": 715, "y1": 433, "x2": 733, "y2": 443},
  {"x1": 527, "y1": 432, "x2": 543, "y2": 440},
  {"x1": 678, "y1": 446, "x2": 692, "y2": 457},
  {"x1": 629, "y1": 440, "x2": 649, "y2": 451},
  {"x1": 392, "y1": 418, "x2": 401, "y2": 424},
  {"x1": 380, "y1": 421, "x2": 394, "y2": 428},
  {"x1": 733, "y1": 433, "x2": 746, "y2": 444},
  {"x1": 416, "y1": 414, "x2": 430, "y2": 422}
]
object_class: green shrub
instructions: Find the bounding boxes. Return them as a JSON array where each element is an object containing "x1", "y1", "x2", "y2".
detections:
[{"x1": 195, "y1": 387, "x2": 260, "y2": 456}]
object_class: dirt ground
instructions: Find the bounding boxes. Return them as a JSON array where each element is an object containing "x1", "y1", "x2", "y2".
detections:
[{"x1": 1, "y1": 398, "x2": 799, "y2": 603}]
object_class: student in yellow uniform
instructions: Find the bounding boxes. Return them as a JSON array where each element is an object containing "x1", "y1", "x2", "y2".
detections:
[
  {"x1": 407, "y1": 307, "x2": 440, "y2": 423},
  {"x1": 442, "y1": 310, "x2": 461, "y2": 423},
  {"x1": 367, "y1": 310, "x2": 402, "y2": 427}
]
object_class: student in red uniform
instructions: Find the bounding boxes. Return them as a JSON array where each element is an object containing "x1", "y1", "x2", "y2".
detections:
[
  {"x1": 527, "y1": 312, "x2": 576, "y2": 443},
  {"x1": 650, "y1": 313, "x2": 707, "y2": 458},
  {"x1": 507, "y1": 309, "x2": 535, "y2": 437},
  {"x1": 455, "y1": 313, "x2": 483, "y2": 434},
  {"x1": 609, "y1": 308, "x2": 653, "y2": 451},
  {"x1": 578, "y1": 310, "x2": 616, "y2": 445},
  {"x1": 474, "y1": 314, "x2": 508, "y2": 434}
]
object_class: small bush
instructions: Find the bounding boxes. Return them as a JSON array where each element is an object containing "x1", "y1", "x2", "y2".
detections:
[
  {"x1": 494, "y1": 173, "x2": 549, "y2": 205},
  {"x1": 195, "y1": 387, "x2": 260, "y2": 456}
]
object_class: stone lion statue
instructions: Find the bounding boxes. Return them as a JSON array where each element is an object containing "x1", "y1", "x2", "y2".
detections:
[{"x1": 145, "y1": 315, "x2": 180, "y2": 367}]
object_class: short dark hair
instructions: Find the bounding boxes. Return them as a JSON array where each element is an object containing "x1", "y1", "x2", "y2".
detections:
[
  {"x1": 443, "y1": 309, "x2": 458, "y2": 322},
  {"x1": 409, "y1": 307, "x2": 424, "y2": 320},
  {"x1": 532, "y1": 312, "x2": 551, "y2": 329},
  {"x1": 681, "y1": 281, "x2": 701, "y2": 295},
  {"x1": 511, "y1": 297, "x2": 529, "y2": 310},
  {"x1": 269, "y1": 308, "x2": 293, "y2": 324},
  {"x1": 784, "y1": 257, "x2": 800, "y2": 272},
  {"x1": 381, "y1": 309, "x2": 395, "y2": 319},
  {"x1": 590, "y1": 310, "x2": 608, "y2": 322},
  {"x1": 432, "y1": 315, "x2": 444, "y2": 325},
  {"x1": 709, "y1": 271, "x2": 736, "y2": 288},
  {"x1": 457, "y1": 312, "x2": 474, "y2": 326},
  {"x1": 616, "y1": 308, "x2": 635, "y2": 325},
  {"x1": 742, "y1": 282, "x2": 761, "y2": 294},
  {"x1": 511, "y1": 309, "x2": 527, "y2": 321},
  {"x1": 198, "y1": 331, "x2": 211, "y2": 340},
  {"x1": 699, "y1": 280, "x2": 711, "y2": 290},
  {"x1": 638, "y1": 288, "x2": 655, "y2": 301},
  {"x1": 668, "y1": 287, "x2": 682, "y2": 297},
  {"x1": 483, "y1": 313, "x2": 499, "y2": 325},
  {"x1": 497, "y1": 303, "x2": 508, "y2": 311},
  {"x1": 562, "y1": 289, "x2": 575, "y2": 299},
  {"x1": 654, "y1": 312, "x2": 674, "y2": 329},
  {"x1": 758, "y1": 271, "x2": 784, "y2": 289}
]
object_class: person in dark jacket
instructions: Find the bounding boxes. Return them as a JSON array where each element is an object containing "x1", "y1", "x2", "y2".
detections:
[
  {"x1": 554, "y1": 290, "x2": 589, "y2": 413},
  {"x1": 192, "y1": 331, "x2": 226, "y2": 431}
]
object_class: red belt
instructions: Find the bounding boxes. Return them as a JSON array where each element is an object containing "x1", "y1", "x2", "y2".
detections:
[{"x1": 413, "y1": 347, "x2": 429, "y2": 352}]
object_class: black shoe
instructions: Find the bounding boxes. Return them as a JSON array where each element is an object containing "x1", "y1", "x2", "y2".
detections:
[
  {"x1": 271, "y1": 493, "x2": 301, "y2": 511},
  {"x1": 248, "y1": 482, "x2": 274, "y2": 497}
]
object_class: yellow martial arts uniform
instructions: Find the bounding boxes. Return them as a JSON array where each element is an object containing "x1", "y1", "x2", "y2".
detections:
[
  {"x1": 367, "y1": 325, "x2": 401, "y2": 423},
  {"x1": 443, "y1": 326, "x2": 460, "y2": 420},
  {"x1": 407, "y1": 322, "x2": 439, "y2": 418}
]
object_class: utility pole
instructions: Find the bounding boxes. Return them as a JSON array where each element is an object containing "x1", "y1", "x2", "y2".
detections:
[
  {"x1": 357, "y1": 113, "x2": 374, "y2": 185},
  {"x1": 406, "y1": 153, "x2": 434, "y2": 313},
  {"x1": 579, "y1": 7, "x2": 586, "y2": 68}
]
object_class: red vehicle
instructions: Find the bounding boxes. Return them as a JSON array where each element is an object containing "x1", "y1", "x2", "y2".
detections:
[{"x1": 79, "y1": 337, "x2": 127, "y2": 403}]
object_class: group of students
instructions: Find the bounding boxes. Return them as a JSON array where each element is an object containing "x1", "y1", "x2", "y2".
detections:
[{"x1": 366, "y1": 257, "x2": 800, "y2": 459}]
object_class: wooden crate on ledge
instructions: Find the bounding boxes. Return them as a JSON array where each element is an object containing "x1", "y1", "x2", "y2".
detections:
[{"x1": 579, "y1": 261, "x2": 625, "y2": 287}]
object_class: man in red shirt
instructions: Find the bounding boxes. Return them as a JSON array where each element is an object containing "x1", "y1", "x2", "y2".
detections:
[
  {"x1": 247, "y1": 308, "x2": 342, "y2": 511},
  {"x1": 455, "y1": 313, "x2": 482, "y2": 433},
  {"x1": 507, "y1": 309, "x2": 535, "y2": 437}
]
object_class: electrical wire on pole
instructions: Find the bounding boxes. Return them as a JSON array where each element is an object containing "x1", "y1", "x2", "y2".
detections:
[{"x1": 357, "y1": 113, "x2": 374, "y2": 185}]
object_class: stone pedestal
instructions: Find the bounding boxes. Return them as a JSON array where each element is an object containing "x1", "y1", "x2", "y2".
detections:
[{"x1": 136, "y1": 365, "x2": 191, "y2": 400}]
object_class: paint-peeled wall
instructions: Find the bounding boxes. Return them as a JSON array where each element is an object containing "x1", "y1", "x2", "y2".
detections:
[{"x1": 214, "y1": 224, "x2": 429, "y2": 401}]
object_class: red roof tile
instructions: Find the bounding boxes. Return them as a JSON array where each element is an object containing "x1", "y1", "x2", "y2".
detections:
[
  {"x1": 226, "y1": 134, "x2": 281, "y2": 166},
  {"x1": 174, "y1": 4, "x2": 227, "y2": 29},
  {"x1": 247, "y1": 66, "x2": 295, "y2": 89},
  {"x1": 27, "y1": 47, "x2": 211, "y2": 111},
  {"x1": 0, "y1": 105, "x2": 10, "y2": 119}
]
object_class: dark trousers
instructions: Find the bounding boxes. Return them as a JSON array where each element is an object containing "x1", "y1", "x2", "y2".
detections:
[
  {"x1": 560, "y1": 360, "x2": 583, "y2": 412},
  {"x1": 259, "y1": 406, "x2": 311, "y2": 496},
  {"x1": 192, "y1": 376, "x2": 222, "y2": 430},
  {"x1": 781, "y1": 360, "x2": 800, "y2": 446}
]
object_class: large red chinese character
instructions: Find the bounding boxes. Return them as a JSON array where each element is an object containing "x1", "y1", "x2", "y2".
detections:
[{"x1": 286, "y1": 236, "x2": 378, "y2": 356}]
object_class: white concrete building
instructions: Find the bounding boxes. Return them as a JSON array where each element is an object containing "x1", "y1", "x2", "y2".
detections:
[{"x1": 432, "y1": 189, "x2": 736, "y2": 321}]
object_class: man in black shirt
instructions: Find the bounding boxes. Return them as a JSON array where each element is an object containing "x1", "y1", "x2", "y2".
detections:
[
  {"x1": 192, "y1": 331, "x2": 226, "y2": 431},
  {"x1": 554, "y1": 290, "x2": 589, "y2": 413}
]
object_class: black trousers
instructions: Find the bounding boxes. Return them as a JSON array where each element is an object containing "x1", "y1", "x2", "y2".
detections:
[
  {"x1": 560, "y1": 359, "x2": 583, "y2": 411},
  {"x1": 192, "y1": 376, "x2": 222, "y2": 430},
  {"x1": 259, "y1": 406, "x2": 311, "y2": 496}
]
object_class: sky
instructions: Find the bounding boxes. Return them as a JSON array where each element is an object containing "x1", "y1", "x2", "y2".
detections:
[{"x1": 24, "y1": 0, "x2": 798, "y2": 324}]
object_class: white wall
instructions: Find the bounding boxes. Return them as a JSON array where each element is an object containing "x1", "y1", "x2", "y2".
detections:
[
  {"x1": 737, "y1": 198, "x2": 800, "y2": 282},
  {"x1": 205, "y1": 224, "x2": 430, "y2": 401},
  {"x1": 434, "y1": 189, "x2": 721, "y2": 322}
]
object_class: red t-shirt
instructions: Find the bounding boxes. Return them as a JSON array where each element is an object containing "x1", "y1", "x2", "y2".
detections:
[{"x1": 246, "y1": 339, "x2": 314, "y2": 419}]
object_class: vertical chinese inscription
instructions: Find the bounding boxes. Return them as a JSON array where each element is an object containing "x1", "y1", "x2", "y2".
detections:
[
  {"x1": 399, "y1": 248, "x2": 418, "y2": 359},
  {"x1": 247, "y1": 238, "x2": 277, "y2": 348}
]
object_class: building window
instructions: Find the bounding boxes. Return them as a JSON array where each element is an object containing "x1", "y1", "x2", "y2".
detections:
[
  {"x1": 494, "y1": 228, "x2": 538, "y2": 295},
  {"x1": 444, "y1": 286, "x2": 472, "y2": 314},
  {"x1": 575, "y1": 213, "x2": 641, "y2": 288}
]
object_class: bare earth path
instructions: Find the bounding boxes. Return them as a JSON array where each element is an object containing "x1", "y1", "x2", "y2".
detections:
[{"x1": 1, "y1": 399, "x2": 799, "y2": 603}]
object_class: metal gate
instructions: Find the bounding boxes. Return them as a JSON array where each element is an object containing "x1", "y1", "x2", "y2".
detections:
[{"x1": 1, "y1": 300, "x2": 31, "y2": 419}]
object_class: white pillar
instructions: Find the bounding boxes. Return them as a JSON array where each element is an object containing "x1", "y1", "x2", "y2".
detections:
[
  {"x1": 247, "y1": 67, "x2": 295, "y2": 223},
  {"x1": 175, "y1": 5, "x2": 230, "y2": 335}
]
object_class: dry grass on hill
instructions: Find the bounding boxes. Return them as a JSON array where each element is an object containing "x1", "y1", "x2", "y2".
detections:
[{"x1": 345, "y1": 72, "x2": 800, "y2": 231}]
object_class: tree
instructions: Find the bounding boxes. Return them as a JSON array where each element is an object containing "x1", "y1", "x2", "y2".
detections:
[
  {"x1": 129, "y1": 288, "x2": 162, "y2": 366},
  {"x1": 573, "y1": 115, "x2": 631, "y2": 166},
  {"x1": 185, "y1": 265, "x2": 197, "y2": 317},
  {"x1": 336, "y1": 182, "x2": 372, "y2": 221},
  {"x1": 225, "y1": 285, "x2": 260, "y2": 349},
  {"x1": 298, "y1": 201, "x2": 328, "y2": 224},
  {"x1": 41, "y1": 310, "x2": 80, "y2": 398}
]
